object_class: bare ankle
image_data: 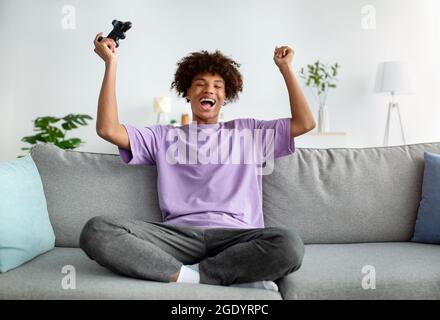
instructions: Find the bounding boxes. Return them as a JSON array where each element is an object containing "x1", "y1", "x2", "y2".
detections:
[{"x1": 169, "y1": 270, "x2": 180, "y2": 282}]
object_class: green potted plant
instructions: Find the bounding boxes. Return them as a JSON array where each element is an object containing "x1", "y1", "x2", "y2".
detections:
[
  {"x1": 19, "y1": 114, "x2": 93, "y2": 158},
  {"x1": 299, "y1": 60, "x2": 340, "y2": 133}
]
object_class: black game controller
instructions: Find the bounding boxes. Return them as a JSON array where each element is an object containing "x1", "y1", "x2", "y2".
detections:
[{"x1": 98, "y1": 20, "x2": 132, "y2": 48}]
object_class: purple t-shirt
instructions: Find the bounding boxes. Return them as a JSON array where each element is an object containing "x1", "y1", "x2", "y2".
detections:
[{"x1": 119, "y1": 118, "x2": 295, "y2": 229}]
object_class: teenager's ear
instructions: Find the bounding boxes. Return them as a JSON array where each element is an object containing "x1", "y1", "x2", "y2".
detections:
[{"x1": 186, "y1": 88, "x2": 191, "y2": 102}]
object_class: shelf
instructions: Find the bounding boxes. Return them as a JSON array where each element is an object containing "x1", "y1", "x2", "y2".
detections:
[
  {"x1": 295, "y1": 131, "x2": 348, "y2": 148},
  {"x1": 305, "y1": 131, "x2": 346, "y2": 136}
]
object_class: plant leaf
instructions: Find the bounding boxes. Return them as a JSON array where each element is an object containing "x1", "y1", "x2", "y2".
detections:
[
  {"x1": 34, "y1": 117, "x2": 60, "y2": 129},
  {"x1": 56, "y1": 138, "x2": 82, "y2": 149},
  {"x1": 62, "y1": 122, "x2": 78, "y2": 130}
]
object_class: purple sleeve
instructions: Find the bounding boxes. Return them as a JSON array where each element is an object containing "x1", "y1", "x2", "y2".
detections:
[
  {"x1": 255, "y1": 118, "x2": 295, "y2": 159},
  {"x1": 118, "y1": 124, "x2": 163, "y2": 165}
]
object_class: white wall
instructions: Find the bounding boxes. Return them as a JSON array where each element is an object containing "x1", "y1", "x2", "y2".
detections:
[{"x1": 1, "y1": 0, "x2": 439, "y2": 161}]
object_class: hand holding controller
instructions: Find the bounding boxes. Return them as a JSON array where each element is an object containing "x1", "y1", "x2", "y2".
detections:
[{"x1": 98, "y1": 20, "x2": 132, "y2": 48}]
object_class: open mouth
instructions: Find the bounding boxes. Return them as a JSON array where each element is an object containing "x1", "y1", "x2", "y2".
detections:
[{"x1": 199, "y1": 98, "x2": 216, "y2": 111}]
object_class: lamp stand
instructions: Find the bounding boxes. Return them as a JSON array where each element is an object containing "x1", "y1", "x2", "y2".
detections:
[
  {"x1": 383, "y1": 93, "x2": 406, "y2": 146},
  {"x1": 156, "y1": 112, "x2": 169, "y2": 125}
]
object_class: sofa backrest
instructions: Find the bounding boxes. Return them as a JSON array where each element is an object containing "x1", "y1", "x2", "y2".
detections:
[
  {"x1": 31, "y1": 143, "x2": 162, "y2": 247},
  {"x1": 263, "y1": 142, "x2": 440, "y2": 244},
  {"x1": 31, "y1": 142, "x2": 440, "y2": 247}
]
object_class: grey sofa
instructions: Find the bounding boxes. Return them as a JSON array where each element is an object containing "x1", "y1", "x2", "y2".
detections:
[{"x1": 1, "y1": 142, "x2": 440, "y2": 300}]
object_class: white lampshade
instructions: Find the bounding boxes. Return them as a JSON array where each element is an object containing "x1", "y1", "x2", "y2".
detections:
[
  {"x1": 153, "y1": 96, "x2": 171, "y2": 113},
  {"x1": 374, "y1": 61, "x2": 412, "y2": 95}
]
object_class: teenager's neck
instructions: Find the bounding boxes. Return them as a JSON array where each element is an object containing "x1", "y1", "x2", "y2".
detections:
[{"x1": 191, "y1": 115, "x2": 219, "y2": 125}]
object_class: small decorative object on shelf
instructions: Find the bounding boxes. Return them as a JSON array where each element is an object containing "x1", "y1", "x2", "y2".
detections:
[
  {"x1": 299, "y1": 60, "x2": 340, "y2": 133},
  {"x1": 181, "y1": 113, "x2": 190, "y2": 125},
  {"x1": 169, "y1": 119, "x2": 179, "y2": 127},
  {"x1": 153, "y1": 96, "x2": 171, "y2": 125}
]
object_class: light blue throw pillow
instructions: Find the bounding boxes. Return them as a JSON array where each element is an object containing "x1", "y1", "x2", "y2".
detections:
[
  {"x1": 412, "y1": 152, "x2": 440, "y2": 244},
  {"x1": 0, "y1": 155, "x2": 55, "y2": 272}
]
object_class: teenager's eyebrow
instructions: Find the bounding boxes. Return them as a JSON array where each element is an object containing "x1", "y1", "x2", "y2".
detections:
[{"x1": 194, "y1": 78, "x2": 224, "y2": 84}]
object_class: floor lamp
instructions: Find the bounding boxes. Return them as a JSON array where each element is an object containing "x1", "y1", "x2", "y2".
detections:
[{"x1": 374, "y1": 61, "x2": 412, "y2": 146}]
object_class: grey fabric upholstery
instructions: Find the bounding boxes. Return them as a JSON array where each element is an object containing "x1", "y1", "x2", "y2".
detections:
[
  {"x1": 30, "y1": 143, "x2": 162, "y2": 247},
  {"x1": 2, "y1": 244, "x2": 438, "y2": 300},
  {"x1": 0, "y1": 248, "x2": 281, "y2": 300},
  {"x1": 31, "y1": 142, "x2": 440, "y2": 247},
  {"x1": 264, "y1": 143, "x2": 440, "y2": 243},
  {"x1": 2, "y1": 141, "x2": 438, "y2": 300},
  {"x1": 279, "y1": 242, "x2": 440, "y2": 299}
]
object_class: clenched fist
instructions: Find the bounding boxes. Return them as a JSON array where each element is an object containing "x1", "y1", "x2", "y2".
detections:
[
  {"x1": 93, "y1": 32, "x2": 118, "y2": 64},
  {"x1": 273, "y1": 46, "x2": 294, "y2": 69}
]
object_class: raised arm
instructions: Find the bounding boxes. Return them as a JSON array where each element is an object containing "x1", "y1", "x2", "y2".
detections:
[
  {"x1": 274, "y1": 46, "x2": 316, "y2": 138},
  {"x1": 93, "y1": 32, "x2": 129, "y2": 150}
]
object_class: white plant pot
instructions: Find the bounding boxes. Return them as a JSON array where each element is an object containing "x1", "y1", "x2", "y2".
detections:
[{"x1": 318, "y1": 105, "x2": 330, "y2": 133}]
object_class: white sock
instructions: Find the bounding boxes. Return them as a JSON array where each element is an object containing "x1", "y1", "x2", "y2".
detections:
[
  {"x1": 186, "y1": 263, "x2": 199, "y2": 272},
  {"x1": 230, "y1": 280, "x2": 279, "y2": 292},
  {"x1": 176, "y1": 264, "x2": 200, "y2": 283}
]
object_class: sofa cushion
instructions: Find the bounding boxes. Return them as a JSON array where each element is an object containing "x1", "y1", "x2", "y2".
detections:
[
  {"x1": 278, "y1": 242, "x2": 440, "y2": 299},
  {"x1": 0, "y1": 247, "x2": 281, "y2": 300},
  {"x1": 0, "y1": 155, "x2": 55, "y2": 272},
  {"x1": 2, "y1": 244, "x2": 438, "y2": 300},
  {"x1": 263, "y1": 142, "x2": 440, "y2": 244},
  {"x1": 30, "y1": 143, "x2": 163, "y2": 247},
  {"x1": 412, "y1": 152, "x2": 440, "y2": 243}
]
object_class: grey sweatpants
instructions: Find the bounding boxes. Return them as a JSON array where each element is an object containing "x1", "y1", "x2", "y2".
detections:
[{"x1": 79, "y1": 216, "x2": 304, "y2": 285}]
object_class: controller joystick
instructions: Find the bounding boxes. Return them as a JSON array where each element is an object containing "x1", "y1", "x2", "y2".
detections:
[{"x1": 98, "y1": 20, "x2": 132, "y2": 47}]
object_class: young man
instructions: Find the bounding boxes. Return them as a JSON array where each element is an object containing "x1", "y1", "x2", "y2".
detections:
[{"x1": 80, "y1": 32, "x2": 316, "y2": 292}]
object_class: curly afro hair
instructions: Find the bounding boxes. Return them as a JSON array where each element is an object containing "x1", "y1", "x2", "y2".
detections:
[{"x1": 171, "y1": 50, "x2": 243, "y2": 104}]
